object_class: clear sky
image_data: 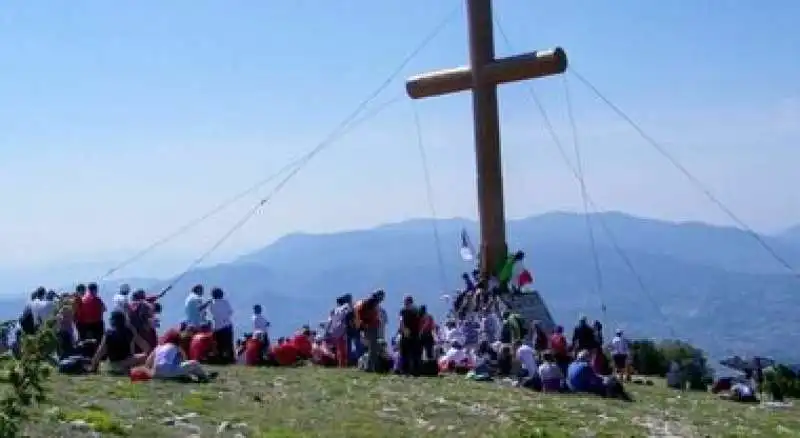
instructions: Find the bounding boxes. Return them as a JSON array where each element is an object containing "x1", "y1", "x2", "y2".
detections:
[{"x1": 1, "y1": 0, "x2": 798, "y2": 273}]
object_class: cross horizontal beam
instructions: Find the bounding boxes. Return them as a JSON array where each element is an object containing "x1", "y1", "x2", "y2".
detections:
[{"x1": 406, "y1": 47, "x2": 567, "y2": 99}]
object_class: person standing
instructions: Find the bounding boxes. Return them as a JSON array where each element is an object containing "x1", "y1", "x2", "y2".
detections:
[
  {"x1": 399, "y1": 295, "x2": 422, "y2": 376},
  {"x1": 80, "y1": 283, "x2": 106, "y2": 342},
  {"x1": 609, "y1": 329, "x2": 631, "y2": 382},
  {"x1": 208, "y1": 288, "x2": 234, "y2": 364},
  {"x1": 184, "y1": 285, "x2": 209, "y2": 329},
  {"x1": 419, "y1": 305, "x2": 436, "y2": 360},
  {"x1": 354, "y1": 290, "x2": 384, "y2": 372}
]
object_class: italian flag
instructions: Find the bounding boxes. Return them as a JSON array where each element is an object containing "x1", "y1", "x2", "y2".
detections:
[{"x1": 499, "y1": 254, "x2": 534, "y2": 290}]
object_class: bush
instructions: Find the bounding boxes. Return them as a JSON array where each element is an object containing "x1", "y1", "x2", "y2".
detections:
[
  {"x1": 0, "y1": 303, "x2": 61, "y2": 437},
  {"x1": 765, "y1": 365, "x2": 800, "y2": 398},
  {"x1": 629, "y1": 338, "x2": 711, "y2": 381}
]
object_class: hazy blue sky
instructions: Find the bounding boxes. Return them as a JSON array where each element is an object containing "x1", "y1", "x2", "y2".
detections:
[{"x1": 1, "y1": 0, "x2": 798, "y2": 272}]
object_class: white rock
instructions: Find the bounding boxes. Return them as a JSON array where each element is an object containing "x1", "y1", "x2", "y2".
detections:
[
  {"x1": 176, "y1": 422, "x2": 202, "y2": 434},
  {"x1": 217, "y1": 420, "x2": 231, "y2": 434},
  {"x1": 69, "y1": 420, "x2": 91, "y2": 431}
]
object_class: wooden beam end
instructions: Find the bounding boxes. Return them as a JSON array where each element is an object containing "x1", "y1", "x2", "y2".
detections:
[
  {"x1": 551, "y1": 46, "x2": 569, "y2": 74},
  {"x1": 405, "y1": 66, "x2": 473, "y2": 99}
]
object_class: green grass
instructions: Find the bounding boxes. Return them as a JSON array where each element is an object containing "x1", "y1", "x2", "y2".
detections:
[{"x1": 14, "y1": 366, "x2": 800, "y2": 437}]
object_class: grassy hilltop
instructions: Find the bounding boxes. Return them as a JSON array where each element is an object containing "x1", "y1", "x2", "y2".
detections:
[{"x1": 18, "y1": 366, "x2": 800, "y2": 437}]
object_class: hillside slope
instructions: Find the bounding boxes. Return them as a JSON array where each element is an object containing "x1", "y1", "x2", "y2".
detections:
[
  {"x1": 24, "y1": 366, "x2": 800, "y2": 437},
  {"x1": 3, "y1": 212, "x2": 799, "y2": 362}
]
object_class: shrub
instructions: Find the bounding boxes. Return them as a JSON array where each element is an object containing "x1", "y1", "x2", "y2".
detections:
[
  {"x1": 0, "y1": 302, "x2": 62, "y2": 437},
  {"x1": 765, "y1": 364, "x2": 800, "y2": 398},
  {"x1": 629, "y1": 338, "x2": 711, "y2": 381}
]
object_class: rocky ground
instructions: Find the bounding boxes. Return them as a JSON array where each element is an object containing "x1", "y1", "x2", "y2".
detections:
[{"x1": 15, "y1": 366, "x2": 800, "y2": 437}]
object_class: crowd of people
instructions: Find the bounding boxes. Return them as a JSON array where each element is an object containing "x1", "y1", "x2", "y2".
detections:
[
  {"x1": 5, "y1": 255, "x2": 639, "y2": 403},
  {"x1": 0, "y1": 248, "x2": 775, "y2": 407}
]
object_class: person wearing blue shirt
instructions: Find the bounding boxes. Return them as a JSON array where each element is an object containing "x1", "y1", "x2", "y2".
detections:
[{"x1": 567, "y1": 350, "x2": 604, "y2": 395}]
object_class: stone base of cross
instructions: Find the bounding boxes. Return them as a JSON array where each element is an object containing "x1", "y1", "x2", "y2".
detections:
[{"x1": 405, "y1": 0, "x2": 567, "y2": 280}]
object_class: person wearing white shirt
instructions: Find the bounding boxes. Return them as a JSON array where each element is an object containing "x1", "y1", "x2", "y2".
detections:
[
  {"x1": 443, "y1": 321, "x2": 465, "y2": 349},
  {"x1": 184, "y1": 285, "x2": 208, "y2": 328},
  {"x1": 538, "y1": 351, "x2": 564, "y2": 392},
  {"x1": 252, "y1": 304, "x2": 270, "y2": 348},
  {"x1": 515, "y1": 342, "x2": 538, "y2": 378},
  {"x1": 442, "y1": 342, "x2": 468, "y2": 369},
  {"x1": 112, "y1": 284, "x2": 130, "y2": 313},
  {"x1": 30, "y1": 288, "x2": 49, "y2": 327},
  {"x1": 609, "y1": 329, "x2": 630, "y2": 381},
  {"x1": 209, "y1": 288, "x2": 234, "y2": 363},
  {"x1": 252, "y1": 304, "x2": 269, "y2": 332}
]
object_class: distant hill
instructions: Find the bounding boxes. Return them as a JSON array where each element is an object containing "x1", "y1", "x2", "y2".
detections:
[
  {"x1": 778, "y1": 224, "x2": 800, "y2": 244},
  {"x1": 2, "y1": 211, "x2": 799, "y2": 363},
  {"x1": 236, "y1": 212, "x2": 800, "y2": 361}
]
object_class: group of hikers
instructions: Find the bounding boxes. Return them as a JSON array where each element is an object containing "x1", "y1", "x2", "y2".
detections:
[
  {"x1": 5, "y1": 249, "x2": 637, "y2": 402},
  {"x1": 3, "y1": 249, "x2": 770, "y2": 405}
]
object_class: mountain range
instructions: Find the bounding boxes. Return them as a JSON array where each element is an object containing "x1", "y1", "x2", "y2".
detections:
[{"x1": 2, "y1": 211, "x2": 799, "y2": 364}]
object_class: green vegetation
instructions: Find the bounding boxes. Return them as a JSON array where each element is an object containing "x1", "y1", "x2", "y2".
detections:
[
  {"x1": 767, "y1": 365, "x2": 800, "y2": 399},
  {"x1": 0, "y1": 309, "x2": 796, "y2": 436},
  {"x1": 11, "y1": 366, "x2": 800, "y2": 437},
  {"x1": 0, "y1": 312, "x2": 60, "y2": 438},
  {"x1": 628, "y1": 339, "x2": 709, "y2": 378}
]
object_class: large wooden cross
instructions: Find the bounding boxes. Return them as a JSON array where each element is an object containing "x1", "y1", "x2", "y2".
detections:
[{"x1": 406, "y1": 0, "x2": 567, "y2": 279}]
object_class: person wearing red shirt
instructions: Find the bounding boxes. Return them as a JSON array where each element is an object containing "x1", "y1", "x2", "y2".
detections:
[
  {"x1": 244, "y1": 332, "x2": 266, "y2": 366},
  {"x1": 419, "y1": 305, "x2": 436, "y2": 360},
  {"x1": 354, "y1": 290, "x2": 384, "y2": 372},
  {"x1": 270, "y1": 341, "x2": 299, "y2": 367},
  {"x1": 78, "y1": 283, "x2": 106, "y2": 342},
  {"x1": 178, "y1": 323, "x2": 195, "y2": 358},
  {"x1": 311, "y1": 339, "x2": 337, "y2": 367},
  {"x1": 72, "y1": 284, "x2": 87, "y2": 341},
  {"x1": 289, "y1": 328, "x2": 313, "y2": 360},
  {"x1": 188, "y1": 324, "x2": 216, "y2": 363},
  {"x1": 550, "y1": 325, "x2": 570, "y2": 375}
]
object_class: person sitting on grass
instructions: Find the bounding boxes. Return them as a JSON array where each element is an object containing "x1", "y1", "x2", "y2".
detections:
[
  {"x1": 439, "y1": 341, "x2": 472, "y2": 374},
  {"x1": 244, "y1": 331, "x2": 269, "y2": 366},
  {"x1": 568, "y1": 350, "x2": 631, "y2": 401},
  {"x1": 235, "y1": 337, "x2": 247, "y2": 365},
  {"x1": 720, "y1": 376, "x2": 759, "y2": 403},
  {"x1": 309, "y1": 333, "x2": 337, "y2": 367},
  {"x1": 288, "y1": 326, "x2": 314, "y2": 360},
  {"x1": 188, "y1": 322, "x2": 217, "y2": 363},
  {"x1": 538, "y1": 350, "x2": 564, "y2": 393},
  {"x1": 270, "y1": 336, "x2": 302, "y2": 367},
  {"x1": 567, "y1": 350, "x2": 607, "y2": 395},
  {"x1": 139, "y1": 329, "x2": 216, "y2": 383},
  {"x1": 89, "y1": 310, "x2": 150, "y2": 375}
]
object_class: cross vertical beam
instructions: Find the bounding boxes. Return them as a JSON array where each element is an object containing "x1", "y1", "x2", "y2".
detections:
[
  {"x1": 466, "y1": 0, "x2": 506, "y2": 279},
  {"x1": 406, "y1": 0, "x2": 567, "y2": 280}
]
